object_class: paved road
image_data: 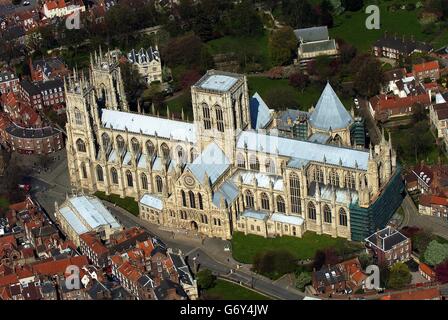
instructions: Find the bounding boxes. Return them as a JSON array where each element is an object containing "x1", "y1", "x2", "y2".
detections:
[
  {"x1": 26, "y1": 154, "x2": 306, "y2": 300},
  {"x1": 401, "y1": 193, "x2": 448, "y2": 238},
  {"x1": 105, "y1": 202, "x2": 306, "y2": 300}
]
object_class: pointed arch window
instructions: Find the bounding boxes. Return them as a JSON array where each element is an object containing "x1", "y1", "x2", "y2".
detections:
[
  {"x1": 276, "y1": 196, "x2": 286, "y2": 213},
  {"x1": 96, "y1": 165, "x2": 104, "y2": 182},
  {"x1": 181, "y1": 190, "x2": 187, "y2": 207},
  {"x1": 290, "y1": 173, "x2": 301, "y2": 214},
  {"x1": 315, "y1": 167, "x2": 324, "y2": 183},
  {"x1": 345, "y1": 173, "x2": 356, "y2": 190},
  {"x1": 237, "y1": 153, "x2": 246, "y2": 168},
  {"x1": 76, "y1": 139, "x2": 86, "y2": 153},
  {"x1": 160, "y1": 143, "x2": 170, "y2": 159},
  {"x1": 141, "y1": 173, "x2": 148, "y2": 190},
  {"x1": 189, "y1": 191, "x2": 196, "y2": 208},
  {"x1": 146, "y1": 140, "x2": 155, "y2": 157},
  {"x1": 339, "y1": 208, "x2": 348, "y2": 226},
  {"x1": 126, "y1": 170, "x2": 133, "y2": 187},
  {"x1": 131, "y1": 138, "x2": 140, "y2": 155},
  {"x1": 102, "y1": 133, "x2": 111, "y2": 151},
  {"x1": 111, "y1": 167, "x2": 118, "y2": 184},
  {"x1": 176, "y1": 145, "x2": 185, "y2": 162},
  {"x1": 202, "y1": 103, "x2": 211, "y2": 130},
  {"x1": 308, "y1": 202, "x2": 316, "y2": 220},
  {"x1": 323, "y1": 205, "x2": 332, "y2": 223},
  {"x1": 265, "y1": 158, "x2": 275, "y2": 173},
  {"x1": 74, "y1": 108, "x2": 83, "y2": 125},
  {"x1": 81, "y1": 162, "x2": 87, "y2": 179},
  {"x1": 330, "y1": 169, "x2": 339, "y2": 187},
  {"x1": 249, "y1": 155, "x2": 259, "y2": 171},
  {"x1": 198, "y1": 193, "x2": 203, "y2": 210},
  {"x1": 245, "y1": 190, "x2": 254, "y2": 209},
  {"x1": 116, "y1": 135, "x2": 125, "y2": 153},
  {"x1": 260, "y1": 192, "x2": 270, "y2": 211},
  {"x1": 216, "y1": 106, "x2": 224, "y2": 132},
  {"x1": 155, "y1": 176, "x2": 163, "y2": 193}
]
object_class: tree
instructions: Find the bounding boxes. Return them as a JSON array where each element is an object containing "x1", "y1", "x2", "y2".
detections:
[
  {"x1": 225, "y1": 0, "x2": 264, "y2": 37},
  {"x1": 412, "y1": 103, "x2": 427, "y2": 122},
  {"x1": 161, "y1": 34, "x2": 213, "y2": 72},
  {"x1": 353, "y1": 55, "x2": 383, "y2": 97},
  {"x1": 282, "y1": 0, "x2": 318, "y2": 28},
  {"x1": 312, "y1": 250, "x2": 326, "y2": 270},
  {"x1": 358, "y1": 252, "x2": 373, "y2": 269},
  {"x1": 120, "y1": 62, "x2": 146, "y2": 108},
  {"x1": 387, "y1": 262, "x2": 412, "y2": 290},
  {"x1": 289, "y1": 71, "x2": 309, "y2": 91},
  {"x1": 435, "y1": 261, "x2": 448, "y2": 283},
  {"x1": 318, "y1": 0, "x2": 334, "y2": 27},
  {"x1": 269, "y1": 27, "x2": 297, "y2": 66},
  {"x1": 252, "y1": 250, "x2": 297, "y2": 279},
  {"x1": 342, "y1": 0, "x2": 364, "y2": 12},
  {"x1": 424, "y1": 240, "x2": 448, "y2": 266},
  {"x1": 295, "y1": 272, "x2": 312, "y2": 291},
  {"x1": 196, "y1": 269, "x2": 216, "y2": 290}
]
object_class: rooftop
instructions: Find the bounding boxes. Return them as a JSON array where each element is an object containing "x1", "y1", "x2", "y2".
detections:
[
  {"x1": 309, "y1": 82, "x2": 353, "y2": 130},
  {"x1": 194, "y1": 70, "x2": 243, "y2": 92},
  {"x1": 101, "y1": 109, "x2": 196, "y2": 143}
]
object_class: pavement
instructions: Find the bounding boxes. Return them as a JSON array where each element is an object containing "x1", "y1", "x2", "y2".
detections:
[
  {"x1": 400, "y1": 193, "x2": 448, "y2": 238},
  {"x1": 25, "y1": 152, "x2": 306, "y2": 300}
]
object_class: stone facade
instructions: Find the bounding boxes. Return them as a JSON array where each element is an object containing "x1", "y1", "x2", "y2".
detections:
[{"x1": 65, "y1": 50, "x2": 399, "y2": 241}]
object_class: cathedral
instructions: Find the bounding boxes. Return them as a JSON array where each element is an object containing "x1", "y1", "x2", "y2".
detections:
[{"x1": 65, "y1": 50, "x2": 405, "y2": 242}]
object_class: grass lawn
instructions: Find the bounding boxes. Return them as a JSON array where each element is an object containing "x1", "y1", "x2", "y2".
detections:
[
  {"x1": 205, "y1": 279, "x2": 272, "y2": 300},
  {"x1": 0, "y1": 197, "x2": 9, "y2": 210},
  {"x1": 94, "y1": 191, "x2": 139, "y2": 217},
  {"x1": 329, "y1": 0, "x2": 436, "y2": 52},
  {"x1": 231, "y1": 231, "x2": 361, "y2": 264},
  {"x1": 247, "y1": 77, "x2": 354, "y2": 111},
  {"x1": 390, "y1": 125, "x2": 447, "y2": 167},
  {"x1": 206, "y1": 33, "x2": 272, "y2": 70}
]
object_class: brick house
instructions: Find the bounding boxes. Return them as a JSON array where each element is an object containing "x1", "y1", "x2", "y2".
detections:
[
  {"x1": 373, "y1": 35, "x2": 433, "y2": 60},
  {"x1": 413, "y1": 60, "x2": 440, "y2": 82},
  {"x1": 419, "y1": 194, "x2": 448, "y2": 218},
  {"x1": 365, "y1": 227, "x2": 411, "y2": 266},
  {"x1": 419, "y1": 263, "x2": 436, "y2": 282},
  {"x1": 0, "y1": 71, "x2": 19, "y2": 94},
  {"x1": 79, "y1": 232, "x2": 109, "y2": 268}
]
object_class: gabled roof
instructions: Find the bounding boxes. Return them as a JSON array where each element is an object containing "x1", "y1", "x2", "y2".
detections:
[
  {"x1": 101, "y1": 109, "x2": 196, "y2": 143},
  {"x1": 294, "y1": 26, "x2": 329, "y2": 43},
  {"x1": 309, "y1": 82, "x2": 353, "y2": 130},
  {"x1": 413, "y1": 60, "x2": 439, "y2": 73},
  {"x1": 249, "y1": 92, "x2": 273, "y2": 129},
  {"x1": 186, "y1": 142, "x2": 230, "y2": 186}
]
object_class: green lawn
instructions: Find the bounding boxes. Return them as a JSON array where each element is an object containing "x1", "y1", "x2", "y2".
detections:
[
  {"x1": 329, "y1": 0, "x2": 441, "y2": 52},
  {"x1": 248, "y1": 77, "x2": 353, "y2": 111},
  {"x1": 231, "y1": 231, "x2": 361, "y2": 264},
  {"x1": 94, "y1": 191, "x2": 139, "y2": 217},
  {"x1": 205, "y1": 279, "x2": 272, "y2": 300},
  {"x1": 206, "y1": 33, "x2": 272, "y2": 70},
  {"x1": 0, "y1": 197, "x2": 10, "y2": 210}
]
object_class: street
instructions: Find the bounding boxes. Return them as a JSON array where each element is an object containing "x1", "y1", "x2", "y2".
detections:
[{"x1": 26, "y1": 151, "x2": 306, "y2": 300}]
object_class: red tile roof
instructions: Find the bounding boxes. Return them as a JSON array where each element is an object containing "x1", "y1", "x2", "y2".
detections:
[
  {"x1": 117, "y1": 261, "x2": 142, "y2": 283},
  {"x1": 80, "y1": 232, "x2": 109, "y2": 255},
  {"x1": 419, "y1": 263, "x2": 436, "y2": 278},
  {"x1": 413, "y1": 60, "x2": 440, "y2": 73},
  {"x1": 32, "y1": 255, "x2": 88, "y2": 276},
  {"x1": 420, "y1": 194, "x2": 448, "y2": 207},
  {"x1": 381, "y1": 287, "x2": 440, "y2": 300},
  {"x1": 0, "y1": 274, "x2": 18, "y2": 288},
  {"x1": 370, "y1": 93, "x2": 431, "y2": 112}
]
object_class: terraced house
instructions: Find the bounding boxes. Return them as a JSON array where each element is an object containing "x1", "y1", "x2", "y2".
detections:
[{"x1": 65, "y1": 50, "x2": 404, "y2": 242}]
